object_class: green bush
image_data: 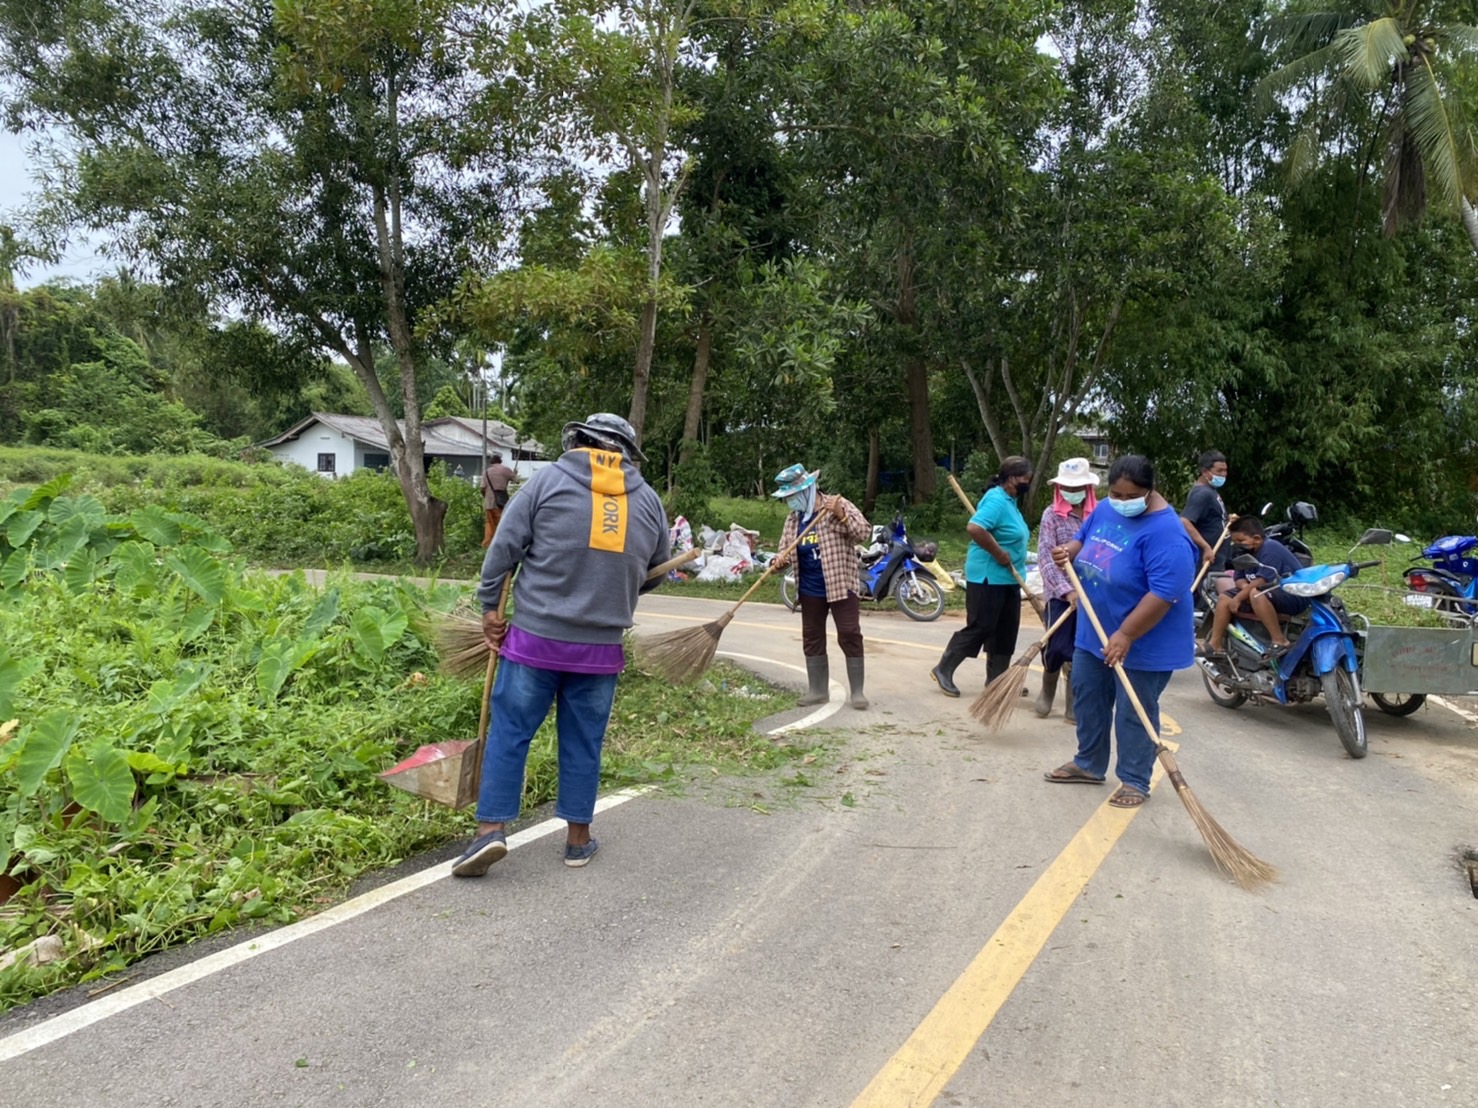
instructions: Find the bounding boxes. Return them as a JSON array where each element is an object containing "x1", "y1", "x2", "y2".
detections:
[{"x1": 0, "y1": 448, "x2": 486, "y2": 568}]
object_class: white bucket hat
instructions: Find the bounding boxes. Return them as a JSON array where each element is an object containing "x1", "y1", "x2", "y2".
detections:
[{"x1": 1048, "y1": 457, "x2": 1100, "y2": 488}]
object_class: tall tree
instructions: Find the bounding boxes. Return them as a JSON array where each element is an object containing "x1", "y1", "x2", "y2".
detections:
[
  {"x1": 0, "y1": 0, "x2": 519, "y2": 562},
  {"x1": 1259, "y1": 0, "x2": 1478, "y2": 251}
]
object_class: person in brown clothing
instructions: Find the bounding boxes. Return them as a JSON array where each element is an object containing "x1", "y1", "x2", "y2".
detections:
[
  {"x1": 769, "y1": 463, "x2": 872, "y2": 709},
  {"x1": 482, "y1": 453, "x2": 519, "y2": 547}
]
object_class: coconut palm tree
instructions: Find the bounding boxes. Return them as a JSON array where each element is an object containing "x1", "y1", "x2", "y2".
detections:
[{"x1": 1259, "y1": 2, "x2": 1478, "y2": 252}]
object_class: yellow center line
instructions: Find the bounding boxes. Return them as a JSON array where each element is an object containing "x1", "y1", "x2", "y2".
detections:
[{"x1": 852, "y1": 742, "x2": 1180, "y2": 1107}]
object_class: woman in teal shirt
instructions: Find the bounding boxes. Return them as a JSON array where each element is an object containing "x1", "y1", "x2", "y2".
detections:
[{"x1": 931, "y1": 456, "x2": 1033, "y2": 696}]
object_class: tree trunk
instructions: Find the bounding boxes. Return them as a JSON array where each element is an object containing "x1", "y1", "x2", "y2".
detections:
[
  {"x1": 864, "y1": 428, "x2": 880, "y2": 515},
  {"x1": 369, "y1": 83, "x2": 445, "y2": 565},
  {"x1": 895, "y1": 245, "x2": 935, "y2": 502},
  {"x1": 678, "y1": 317, "x2": 711, "y2": 466},
  {"x1": 1463, "y1": 195, "x2": 1478, "y2": 255}
]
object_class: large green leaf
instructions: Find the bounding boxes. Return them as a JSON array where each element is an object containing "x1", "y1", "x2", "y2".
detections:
[
  {"x1": 0, "y1": 550, "x2": 30, "y2": 591},
  {"x1": 0, "y1": 650, "x2": 42, "y2": 721},
  {"x1": 16, "y1": 710, "x2": 81, "y2": 797},
  {"x1": 6, "y1": 509, "x2": 44, "y2": 548},
  {"x1": 164, "y1": 547, "x2": 227, "y2": 606},
  {"x1": 349, "y1": 605, "x2": 408, "y2": 663},
  {"x1": 179, "y1": 605, "x2": 216, "y2": 643},
  {"x1": 129, "y1": 506, "x2": 182, "y2": 547},
  {"x1": 110, "y1": 540, "x2": 158, "y2": 595},
  {"x1": 66, "y1": 740, "x2": 135, "y2": 823},
  {"x1": 304, "y1": 589, "x2": 341, "y2": 638},
  {"x1": 256, "y1": 638, "x2": 320, "y2": 702},
  {"x1": 19, "y1": 474, "x2": 73, "y2": 511},
  {"x1": 48, "y1": 494, "x2": 107, "y2": 529},
  {"x1": 146, "y1": 664, "x2": 209, "y2": 715},
  {"x1": 63, "y1": 547, "x2": 106, "y2": 595}
]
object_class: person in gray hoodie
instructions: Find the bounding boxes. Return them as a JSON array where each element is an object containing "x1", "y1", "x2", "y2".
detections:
[{"x1": 452, "y1": 413, "x2": 669, "y2": 877}]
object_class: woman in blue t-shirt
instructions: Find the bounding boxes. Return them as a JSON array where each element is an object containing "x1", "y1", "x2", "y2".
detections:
[
  {"x1": 1043, "y1": 455, "x2": 1197, "y2": 808},
  {"x1": 930, "y1": 456, "x2": 1033, "y2": 696}
]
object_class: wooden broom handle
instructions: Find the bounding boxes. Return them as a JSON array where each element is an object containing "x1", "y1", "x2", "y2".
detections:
[
  {"x1": 946, "y1": 472, "x2": 1047, "y2": 625},
  {"x1": 1190, "y1": 522, "x2": 1231, "y2": 592},
  {"x1": 476, "y1": 575, "x2": 514, "y2": 744},
  {"x1": 1061, "y1": 560, "x2": 1164, "y2": 745},
  {"x1": 647, "y1": 547, "x2": 702, "y2": 580},
  {"x1": 727, "y1": 510, "x2": 829, "y2": 612}
]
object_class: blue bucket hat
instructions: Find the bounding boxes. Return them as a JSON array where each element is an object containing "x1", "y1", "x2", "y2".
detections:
[{"x1": 770, "y1": 463, "x2": 820, "y2": 499}]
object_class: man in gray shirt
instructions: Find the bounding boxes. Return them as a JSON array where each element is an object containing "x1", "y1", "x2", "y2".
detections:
[{"x1": 453, "y1": 413, "x2": 669, "y2": 877}]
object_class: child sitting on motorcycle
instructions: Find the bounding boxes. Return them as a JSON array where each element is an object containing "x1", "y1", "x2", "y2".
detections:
[{"x1": 1202, "y1": 516, "x2": 1310, "y2": 659}]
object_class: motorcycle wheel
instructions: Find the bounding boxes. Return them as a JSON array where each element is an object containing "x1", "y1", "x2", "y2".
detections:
[
  {"x1": 1370, "y1": 692, "x2": 1426, "y2": 717},
  {"x1": 1200, "y1": 665, "x2": 1247, "y2": 709},
  {"x1": 1321, "y1": 668, "x2": 1367, "y2": 758},
  {"x1": 892, "y1": 573, "x2": 945, "y2": 621},
  {"x1": 779, "y1": 574, "x2": 798, "y2": 613}
]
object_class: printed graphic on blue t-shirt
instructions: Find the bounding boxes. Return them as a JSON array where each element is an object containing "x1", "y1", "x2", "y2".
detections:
[
  {"x1": 1072, "y1": 503, "x2": 1197, "y2": 670},
  {"x1": 796, "y1": 514, "x2": 826, "y2": 597}
]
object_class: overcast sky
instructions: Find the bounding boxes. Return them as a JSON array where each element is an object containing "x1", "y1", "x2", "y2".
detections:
[{"x1": 1, "y1": 129, "x2": 108, "y2": 288}]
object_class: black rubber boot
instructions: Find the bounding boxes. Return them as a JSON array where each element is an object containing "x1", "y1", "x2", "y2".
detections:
[
  {"x1": 1062, "y1": 663, "x2": 1075, "y2": 723},
  {"x1": 985, "y1": 652, "x2": 1012, "y2": 685},
  {"x1": 846, "y1": 656, "x2": 868, "y2": 710},
  {"x1": 1034, "y1": 667, "x2": 1059, "y2": 718},
  {"x1": 930, "y1": 647, "x2": 965, "y2": 698},
  {"x1": 798, "y1": 656, "x2": 830, "y2": 707}
]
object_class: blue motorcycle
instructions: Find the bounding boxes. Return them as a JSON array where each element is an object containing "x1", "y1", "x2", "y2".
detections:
[
  {"x1": 780, "y1": 513, "x2": 945, "y2": 621},
  {"x1": 1402, "y1": 533, "x2": 1478, "y2": 622},
  {"x1": 1197, "y1": 529, "x2": 1397, "y2": 759}
]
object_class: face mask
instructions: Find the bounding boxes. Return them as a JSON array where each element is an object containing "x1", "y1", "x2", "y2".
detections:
[
  {"x1": 1060, "y1": 489, "x2": 1087, "y2": 505},
  {"x1": 1110, "y1": 496, "x2": 1148, "y2": 518},
  {"x1": 785, "y1": 486, "x2": 816, "y2": 515},
  {"x1": 1209, "y1": 475, "x2": 1226, "y2": 489}
]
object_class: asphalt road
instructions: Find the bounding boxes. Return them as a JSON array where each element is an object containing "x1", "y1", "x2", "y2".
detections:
[{"x1": 1, "y1": 593, "x2": 1475, "y2": 1107}]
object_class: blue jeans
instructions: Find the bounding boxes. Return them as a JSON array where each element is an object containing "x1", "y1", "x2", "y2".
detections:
[
  {"x1": 475, "y1": 660, "x2": 619, "y2": 825},
  {"x1": 1069, "y1": 648, "x2": 1171, "y2": 795}
]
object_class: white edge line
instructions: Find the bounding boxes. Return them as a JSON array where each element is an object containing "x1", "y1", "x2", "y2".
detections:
[
  {"x1": 718, "y1": 650, "x2": 846, "y2": 733},
  {"x1": 0, "y1": 788, "x2": 646, "y2": 1062}
]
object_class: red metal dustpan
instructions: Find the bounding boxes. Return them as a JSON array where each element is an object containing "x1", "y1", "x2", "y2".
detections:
[{"x1": 380, "y1": 578, "x2": 509, "y2": 809}]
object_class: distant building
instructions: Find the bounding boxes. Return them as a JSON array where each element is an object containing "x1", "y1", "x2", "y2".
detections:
[
  {"x1": 1073, "y1": 426, "x2": 1115, "y2": 478},
  {"x1": 260, "y1": 413, "x2": 546, "y2": 481}
]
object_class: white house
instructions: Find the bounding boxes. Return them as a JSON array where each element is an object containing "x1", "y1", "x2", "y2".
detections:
[{"x1": 260, "y1": 413, "x2": 547, "y2": 481}]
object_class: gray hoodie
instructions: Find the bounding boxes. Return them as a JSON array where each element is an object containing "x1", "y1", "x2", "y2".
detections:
[{"x1": 476, "y1": 447, "x2": 669, "y2": 644}]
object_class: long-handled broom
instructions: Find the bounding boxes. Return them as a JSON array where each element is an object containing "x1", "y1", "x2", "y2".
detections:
[
  {"x1": 636, "y1": 511, "x2": 829, "y2": 683},
  {"x1": 944, "y1": 473, "x2": 1047, "y2": 628},
  {"x1": 426, "y1": 548, "x2": 703, "y2": 681},
  {"x1": 1063, "y1": 560, "x2": 1277, "y2": 889},
  {"x1": 970, "y1": 604, "x2": 1074, "y2": 729}
]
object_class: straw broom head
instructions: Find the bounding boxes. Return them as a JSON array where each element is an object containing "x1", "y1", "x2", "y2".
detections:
[
  {"x1": 633, "y1": 611, "x2": 733, "y2": 683},
  {"x1": 427, "y1": 610, "x2": 493, "y2": 680},
  {"x1": 1060, "y1": 559, "x2": 1277, "y2": 889},
  {"x1": 969, "y1": 641, "x2": 1043, "y2": 729},
  {"x1": 1157, "y1": 745, "x2": 1278, "y2": 889}
]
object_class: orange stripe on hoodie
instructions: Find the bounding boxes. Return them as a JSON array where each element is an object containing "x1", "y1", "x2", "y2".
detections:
[{"x1": 585, "y1": 449, "x2": 628, "y2": 552}]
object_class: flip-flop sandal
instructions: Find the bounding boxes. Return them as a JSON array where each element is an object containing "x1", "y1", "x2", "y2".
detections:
[
  {"x1": 1108, "y1": 786, "x2": 1148, "y2": 808},
  {"x1": 1043, "y1": 763, "x2": 1105, "y2": 785}
]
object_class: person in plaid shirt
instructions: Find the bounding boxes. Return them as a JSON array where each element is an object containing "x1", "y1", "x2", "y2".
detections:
[
  {"x1": 1034, "y1": 458, "x2": 1099, "y2": 721},
  {"x1": 770, "y1": 464, "x2": 873, "y2": 709}
]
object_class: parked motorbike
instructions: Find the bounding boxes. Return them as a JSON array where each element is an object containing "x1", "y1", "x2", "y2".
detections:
[
  {"x1": 1402, "y1": 529, "x2": 1478, "y2": 623},
  {"x1": 1197, "y1": 527, "x2": 1398, "y2": 759},
  {"x1": 1265, "y1": 501, "x2": 1317, "y2": 567},
  {"x1": 780, "y1": 512, "x2": 945, "y2": 621}
]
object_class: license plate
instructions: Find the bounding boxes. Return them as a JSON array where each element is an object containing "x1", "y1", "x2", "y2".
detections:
[{"x1": 1403, "y1": 594, "x2": 1435, "y2": 608}]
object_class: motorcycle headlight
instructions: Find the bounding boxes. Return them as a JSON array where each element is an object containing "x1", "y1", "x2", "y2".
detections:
[{"x1": 1283, "y1": 570, "x2": 1346, "y2": 597}]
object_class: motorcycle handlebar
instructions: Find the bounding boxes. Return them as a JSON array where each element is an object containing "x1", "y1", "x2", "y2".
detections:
[{"x1": 1353, "y1": 560, "x2": 1382, "y2": 570}]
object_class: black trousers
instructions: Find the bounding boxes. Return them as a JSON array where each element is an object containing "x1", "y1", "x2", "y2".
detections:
[
  {"x1": 799, "y1": 593, "x2": 864, "y2": 658},
  {"x1": 943, "y1": 581, "x2": 1021, "y2": 659}
]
